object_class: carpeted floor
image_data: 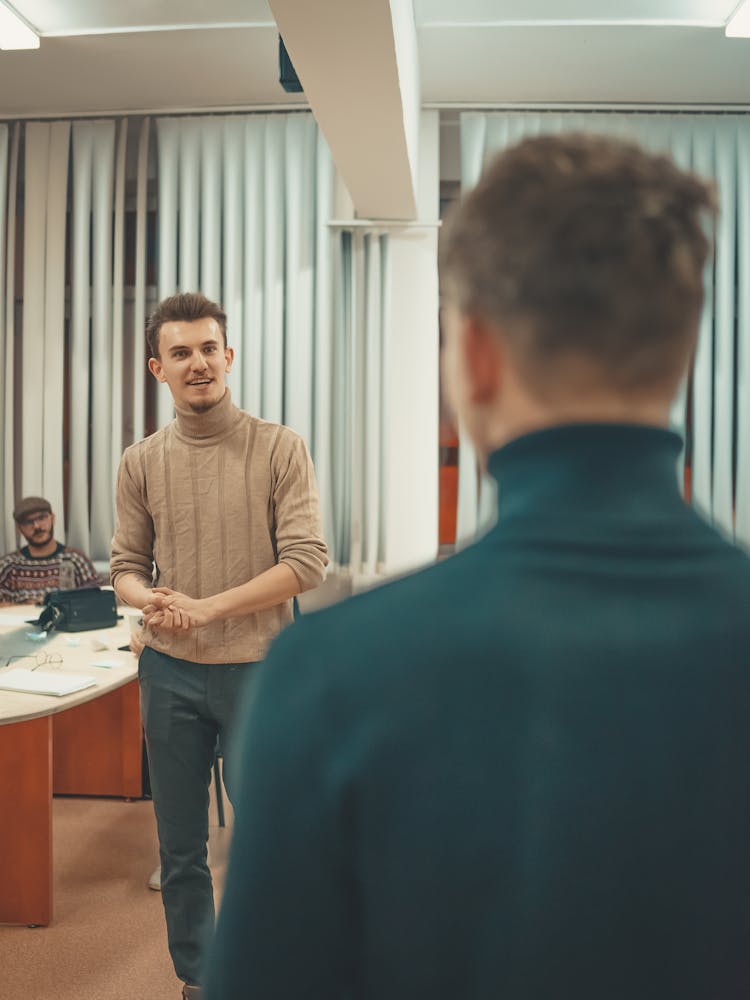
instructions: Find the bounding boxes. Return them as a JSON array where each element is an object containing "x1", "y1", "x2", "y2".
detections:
[{"x1": 1, "y1": 790, "x2": 232, "y2": 1000}]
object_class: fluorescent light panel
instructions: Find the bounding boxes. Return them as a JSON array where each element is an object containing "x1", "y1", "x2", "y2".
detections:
[
  {"x1": 726, "y1": 0, "x2": 750, "y2": 36},
  {"x1": 0, "y1": 1, "x2": 39, "y2": 49}
]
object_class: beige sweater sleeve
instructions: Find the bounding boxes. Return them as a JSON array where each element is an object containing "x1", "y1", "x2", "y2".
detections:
[
  {"x1": 110, "y1": 445, "x2": 155, "y2": 590},
  {"x1": 272, "y1": 430, "x2": 328, "y2": 592}
]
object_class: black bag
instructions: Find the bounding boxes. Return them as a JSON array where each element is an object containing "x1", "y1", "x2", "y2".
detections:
[{"x1": 37, "y1": 587, "x2": 119, "y2": 632}]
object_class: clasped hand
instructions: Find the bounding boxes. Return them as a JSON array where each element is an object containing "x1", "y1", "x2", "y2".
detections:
[{"x1": 142, "y1": 587, "x2": 214, "y2": 631}]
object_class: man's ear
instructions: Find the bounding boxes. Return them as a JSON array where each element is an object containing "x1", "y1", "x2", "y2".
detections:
[
  {"x1": 463, "y1": 317, "x2": 503, "y2": 405},
  {"x1": 148, "y1": 357, "x2": 166, "y2": 382},
  {"x1": 224, "y1": 346, "x2": 235, "y2": 374}
]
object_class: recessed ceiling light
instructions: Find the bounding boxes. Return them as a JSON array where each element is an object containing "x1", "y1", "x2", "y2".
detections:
[
  {"x1": 0, "y1": 1, "x2": 39, "y2": 50},
  {"x1": 726, "y1": 0, "x2": 750, "y2": 37}
]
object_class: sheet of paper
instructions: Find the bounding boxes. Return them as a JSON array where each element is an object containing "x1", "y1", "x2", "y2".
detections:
[
  {"x1": 89, "y1": 658, "x2": 124, "y2": 669},
  {"x1": 0, "y1": 668, "x2": 97, "y2": 697},
  {"x1": 0, "y1": 613, "x2": 36, "y2": 626}
]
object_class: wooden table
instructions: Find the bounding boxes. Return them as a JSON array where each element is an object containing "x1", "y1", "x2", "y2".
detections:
[{"x1": 0, "y1": 606, "x2": 141, "y2": 926}]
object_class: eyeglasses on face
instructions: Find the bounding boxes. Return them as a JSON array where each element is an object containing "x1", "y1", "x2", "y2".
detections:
[{"x1": 19, "y1": 513, "x2": 51, "y2": 528}]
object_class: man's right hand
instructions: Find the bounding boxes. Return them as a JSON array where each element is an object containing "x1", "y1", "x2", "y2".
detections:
[{"x1": 129, "y1": 633, "x2": 145, "y2": 657}]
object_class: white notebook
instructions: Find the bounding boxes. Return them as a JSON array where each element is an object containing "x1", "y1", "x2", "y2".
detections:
[{"x1": 0, "y1": 668, "x2": 97, "y2": 697}]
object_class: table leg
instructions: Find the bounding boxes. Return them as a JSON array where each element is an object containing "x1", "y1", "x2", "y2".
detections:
[{"x1": 0, "y1": 716, "x2": 52, "y2": 926}]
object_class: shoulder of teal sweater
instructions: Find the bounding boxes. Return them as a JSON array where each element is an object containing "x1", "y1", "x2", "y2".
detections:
[{"x1": 275, "y1": 549, "x2": 476, "y2": 660}]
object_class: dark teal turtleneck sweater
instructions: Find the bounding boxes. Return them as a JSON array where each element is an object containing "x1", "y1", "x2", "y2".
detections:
[{"x1": 207, "y1": 424, "x2": 750, "y2": 1000}]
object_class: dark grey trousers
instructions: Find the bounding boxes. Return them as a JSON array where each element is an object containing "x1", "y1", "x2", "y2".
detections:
[{"x1": 138, "y1": 645, "x2": 255, "y2": 986}]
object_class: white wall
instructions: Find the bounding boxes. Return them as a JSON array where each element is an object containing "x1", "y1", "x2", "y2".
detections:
[
  {"x1": 301, "y1": 109, "x2": 440, "y2": 610},
  {"x1": 381, "y1": 108, "x2": 440, "y2": 576}
]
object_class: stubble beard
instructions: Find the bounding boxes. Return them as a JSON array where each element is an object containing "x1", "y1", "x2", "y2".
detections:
[
  {"x1": 186, "y1": 385, "x2": 226, "y2": 414},
  {"x1": 188, "y1": 396, "x2": 220, "y2": 414},
  {"x1": 27, "y1": 529, "x2": 54, "y2": 552}
]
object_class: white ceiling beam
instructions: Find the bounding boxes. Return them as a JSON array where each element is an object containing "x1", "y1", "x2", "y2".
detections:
[
  {"x1": 269, "y1": 0, "x2": 419, "y2": 220},
  {"x1": 39, "y1": 22, "x2": 275, "y2": 37},
  {"x1": 726, "y1": 0, "x2": 750, "y2": 36}
]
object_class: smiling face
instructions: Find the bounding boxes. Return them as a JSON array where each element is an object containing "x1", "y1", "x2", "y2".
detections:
[{"x1": 147, "y1": 316, "x2": 234, "y2": 413}]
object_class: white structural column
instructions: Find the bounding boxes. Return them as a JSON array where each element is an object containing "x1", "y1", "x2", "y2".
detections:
[
  {"x1": 380, "y1": 110, "x2": 440, "y2": 574},
  {"x1": 269, "y1": 0, "x2": 419, "y2": 220},
  {"x1": 22, "y1": 121, "x2": 70, "y2": 530}
]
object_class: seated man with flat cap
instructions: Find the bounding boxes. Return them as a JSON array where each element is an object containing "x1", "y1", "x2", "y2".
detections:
[{"x1": 0, "y1": 496, "x2": 99, "y2": 605}]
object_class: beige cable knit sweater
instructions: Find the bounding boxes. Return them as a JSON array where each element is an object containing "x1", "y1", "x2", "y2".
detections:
[{"x1": 110, "y1": 390, "x2": 328, "y2": 664}]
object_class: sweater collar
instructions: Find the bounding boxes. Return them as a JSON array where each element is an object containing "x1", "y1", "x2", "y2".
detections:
[
  {"x1": 173, "y1": 388, "x2": 243, "y2": 443},
  {"x1": 487, "y1": 422, "x2": 684, "y2": 523},
  {"x1": 21, "y1": 541, "x2": 65, "y2": 561}
]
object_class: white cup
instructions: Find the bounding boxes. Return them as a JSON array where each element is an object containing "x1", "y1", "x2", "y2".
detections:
[{"x1": 126, "y1": 610, "x2": 144, "y2": 637}]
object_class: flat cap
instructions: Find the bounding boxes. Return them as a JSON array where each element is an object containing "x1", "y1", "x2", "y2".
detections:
[{"x1": 13, "y1": 496, "x2": 52, "y2": 522}]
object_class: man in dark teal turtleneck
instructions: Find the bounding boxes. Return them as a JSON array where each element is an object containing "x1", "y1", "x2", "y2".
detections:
[{"x1": 206, "y1": 134, "x2": 750, "y2": 999}]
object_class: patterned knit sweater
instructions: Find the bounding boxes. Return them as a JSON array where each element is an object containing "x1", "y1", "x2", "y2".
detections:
[
  {"x1": 110, "y1": 389, "x2": 328, "y2": 664},
  {"x1": 0, "y1": 542, "x2": 99, "y2": 604}
]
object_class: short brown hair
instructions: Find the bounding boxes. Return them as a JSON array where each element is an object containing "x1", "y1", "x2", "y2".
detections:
[
  {"x1": 440, "y1": 132, "x2": 717, "y2": 392},
  {"x1": 145, "y1": 292, "x2": 228, "y2": 358}
]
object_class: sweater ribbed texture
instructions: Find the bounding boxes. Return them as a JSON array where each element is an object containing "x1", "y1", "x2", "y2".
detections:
[{"x1": 110, "y1": 390, "x2": 327, "y2": 664}]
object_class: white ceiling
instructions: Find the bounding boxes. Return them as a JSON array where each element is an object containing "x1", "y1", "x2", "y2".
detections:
[
  {"x1": 415, "y1": 0, "x2": 739, "y2": 26},
  {"x1": 12, "y1": 0, "x2": 275, "y2": 34},
  {"x1": 0, "y1": 0, "x2": 749, "y2": 116}
]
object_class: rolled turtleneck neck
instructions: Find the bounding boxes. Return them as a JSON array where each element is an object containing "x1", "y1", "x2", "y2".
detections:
[
  {"x1": 173, "y1": 388, "x2": 243, "y2": 444},
  {"x1": 486, "y1": 422, "x2": 685, "y2": 523}
]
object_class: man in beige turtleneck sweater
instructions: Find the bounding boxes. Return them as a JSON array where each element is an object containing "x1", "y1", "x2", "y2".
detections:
[{"x1": 110, "y1": 292, "x2": 327, "y2": 999}]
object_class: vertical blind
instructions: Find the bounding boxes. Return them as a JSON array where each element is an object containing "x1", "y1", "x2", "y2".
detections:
[
  {"x1": 0, "y1": 112, "x2": 394, "y2": 575},
  {"x1": 333, "y1": 230, "x2": 389, "y2": 575},
  {"x1": 459, "y1": 111, "x2": 750, "y2": 549},
  {"x1": 0, "y1": 123, "x2": 15, "y2": 552},
  {"x1": 153, "y1": 113, "x2": 346, "y2": 564}
]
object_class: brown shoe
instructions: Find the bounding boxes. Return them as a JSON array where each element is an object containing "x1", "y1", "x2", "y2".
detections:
[{"x1": 181, "y1": 986, "x2": 203, "y2": 999}]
